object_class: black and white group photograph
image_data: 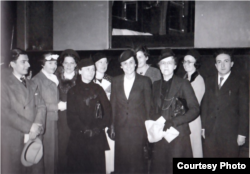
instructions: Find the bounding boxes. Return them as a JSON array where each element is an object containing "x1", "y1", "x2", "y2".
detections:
[{"x1": 1, "y1": 1, "x2": 249, "y2": 174}]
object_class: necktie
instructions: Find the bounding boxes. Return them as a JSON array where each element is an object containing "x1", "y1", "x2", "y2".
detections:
[
  {"x1": 20, "y1": 77, "x2": 27, "y2": 88},
  {"x1": 218, "y1": 77, "x2": 224, "y2": 89}
]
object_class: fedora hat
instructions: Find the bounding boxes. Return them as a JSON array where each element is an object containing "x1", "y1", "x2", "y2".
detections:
[{"x1": 21, "y1": 137, "x2": 43, "y2": 167}]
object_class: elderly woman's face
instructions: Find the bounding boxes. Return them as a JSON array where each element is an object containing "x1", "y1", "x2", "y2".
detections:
[
  {"x1": 95, "y1": 58, "x2": 108, "y2": 74},
  {"x1": 79, "y1": 65, "x2": 95, "y2": 83},
  {"x1": 183, "y1": 55, "x2": 196, "y2": 73},
  {"x1": 159, "y1": 56, "x2": 176, "y2": 77},
  {"x1": 43, "y1": 60, "x2": 57, "y2": 74},
  {"x1": 63, "y1": 56, "x2": 77, "y2": 74}
]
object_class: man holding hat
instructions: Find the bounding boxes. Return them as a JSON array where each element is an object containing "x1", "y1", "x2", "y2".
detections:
[
  {"x1": 150, "y1": 48, "x2": 199, "y2": 174},
  {"x1": 1, "y1": 48, "x2": 46, "y2": 173},
  {"x1": 66, "y1": 57, "x2": 112, "y2": 173}
]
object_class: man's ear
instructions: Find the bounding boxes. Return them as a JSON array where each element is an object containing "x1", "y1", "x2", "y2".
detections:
[{"x1": 10, "y1": 61, "x2": 15, "y2": 68}]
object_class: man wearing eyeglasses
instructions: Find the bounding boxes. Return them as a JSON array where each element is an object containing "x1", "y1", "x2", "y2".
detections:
[
  {"x1": 1, "y1": 48, "x2": 46, "y2": 173},
  {"x1": 201, "y1": 49, "x2": 249, "y2": 157}
]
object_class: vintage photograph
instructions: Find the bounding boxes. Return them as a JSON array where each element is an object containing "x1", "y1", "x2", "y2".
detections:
[{"x1": 1, "y1": 1, "x2": 249, "y2": 174}]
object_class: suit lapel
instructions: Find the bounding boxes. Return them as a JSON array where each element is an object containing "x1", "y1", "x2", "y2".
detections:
[
  {"x1": 167, "y1": 75, "x2": 181, "y2": 98},
  {"x1": 218, "y1": 73, "x2": 233, "y2": 95},
  {"x1": 9, "y1": 74, "x2": 28, "y2": 105},
  {"x1": 127, "y1": 74, "x2": 139, "y2": 102},
  {"x1": 118, "y1": 74, "x2": 127, "y2": 102}
]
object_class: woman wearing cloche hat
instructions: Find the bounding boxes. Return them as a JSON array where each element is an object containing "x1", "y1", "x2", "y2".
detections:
[
  {"x1": 66, "y1": 57, "x2": 112, "y2": 174},
  {"x1": 110, "y1": 49, "x2": 152, "y2": 173},
  {"x1": 150, "y1": 48, "x2": 200, "y2": 174}
]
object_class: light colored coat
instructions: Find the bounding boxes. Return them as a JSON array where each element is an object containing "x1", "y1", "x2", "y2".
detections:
[
  {"x1": 1, "y1": 73, "x2": 46, "y2": 173},
  {"x1": 32, "y1": 71, "x2": 59, "y2": 173}
]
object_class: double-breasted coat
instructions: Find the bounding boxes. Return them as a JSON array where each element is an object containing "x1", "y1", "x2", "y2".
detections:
[
  {"x1": 32, "y1": 71, "x2": 59, "y2": 174},
  {"x1": 67, "y1": 78, "x2": 111, "y2": 173},
  {"x1": 151, "y1": 75, "x2": 200, "y2": 174},
  {"x1": 201, "y1": 72, "x2": 249, "y2": 157},
  {"x1": 1, "y1": 73, "x2": 46, "y2": 174},
  {"x1": 110, "y1": 74, "x2": 152, "y2": 174}
]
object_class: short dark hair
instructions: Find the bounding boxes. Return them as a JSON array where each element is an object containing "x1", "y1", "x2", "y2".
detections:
[
  {"x1": 134, "y1": 45, "x2": 150, "y2": 57},
  {"x1": 10, "y1": 48, "x2": 27, "y2": 62},
  {"x1": 58, "y1": 49, "x2": 80, "y2": 66},
  {"x1": 214, "y1": 49, "x2": 234, "y2": 62},
  {"x1": 185, "y1": 49, "x2": 201, "y2": 69}
]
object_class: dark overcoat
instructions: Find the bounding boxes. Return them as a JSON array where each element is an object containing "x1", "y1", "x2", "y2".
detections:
[
  {"x1": 110, "y1": 74, "x2": 152, "y2": 174},
  {"x1": 201, "y1": 72, "x2": 249, "y2": 157},
  {"x1": 151, "y1": 75, "x2": 200, "y2": 174},
  {"x1": 1, "y1": 73, "x2": 46, "y2": 174},
  {"x1": 67, "y1": 78, "x2": 111, "y2": 173}
]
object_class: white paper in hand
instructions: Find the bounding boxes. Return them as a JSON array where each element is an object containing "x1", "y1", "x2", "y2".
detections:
[
  {"x1": 163, "y1": 126, "x2": 179, "y2": 143},
  {"x1": 145, "y1": 116, "x2": 166, "y2": 143}
]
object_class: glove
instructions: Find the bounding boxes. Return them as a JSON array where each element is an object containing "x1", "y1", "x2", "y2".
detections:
[
  {"x1": 84, "y1": 129, "x2": 93, "y2": 137},
  {"x1": 163, "y1": 120, "x2": 174, "y2": 131}
]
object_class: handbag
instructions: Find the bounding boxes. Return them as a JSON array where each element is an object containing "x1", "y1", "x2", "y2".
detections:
[
  {"x1": 171, "y1": 97, "x2": 188, "y2": 118},
  {"x1": 95, "y1": 100, "x2": 103, "y2": 119}
]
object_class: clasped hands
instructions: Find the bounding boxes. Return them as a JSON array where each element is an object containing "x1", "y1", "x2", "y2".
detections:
[{"x1": 29, "y1": 123, "x2": 44, "y2": 140}]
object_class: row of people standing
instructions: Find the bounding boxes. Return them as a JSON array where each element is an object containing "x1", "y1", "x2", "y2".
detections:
[{"x1": 1, "y1": 46, "x2": 248, "y2": 174}]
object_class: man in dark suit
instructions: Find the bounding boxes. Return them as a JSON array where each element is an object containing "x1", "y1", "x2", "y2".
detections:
[
  {"x1": 1, "y1": 48, "x2": 46, "y2": 173},
  {"x1": 201, "y1": 49, "x2": 249, "y2": 157}
]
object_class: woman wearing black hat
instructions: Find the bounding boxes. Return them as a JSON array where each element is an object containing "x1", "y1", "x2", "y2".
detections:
[
  {"x1": 54, "y1": 49, "x2": 80, "y2": 173},
  {"x1": 66, "y1": 58, "x2": 111, "y2": 174},
  {"x1": 92, "y1": 52, "x2": 112, "y2": 100},
  {"x1": 135, "y1": 45, "x2": 161, "y2": 84},
  {"x1": 150, "y1": 48, "x2": 200, "y2": 174},
  {"x1": 92, "y1": 52, "x2": 114, "y2": 174},
  {"x1": 110, "y1": 49, "x2": 152, "y2": 174},
  {"x1": 182, "y1": 49, "x2": 205, "y2": 158},
  {"x1": 32, "y1": 52, "x2": 63, "y2": 174}
]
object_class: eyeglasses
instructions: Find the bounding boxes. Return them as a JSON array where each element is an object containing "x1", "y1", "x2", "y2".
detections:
[
  {"x1": 159, "y1": 61, "x2": 175, "y2": 66},
  {"x1": 182, "y1": 60, "x2": 195, "y2": 65}
]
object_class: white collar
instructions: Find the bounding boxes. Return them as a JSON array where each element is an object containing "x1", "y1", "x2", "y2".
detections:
[
  {"x1": 218, "y1": 71, "x2": 231, "y2": 86},
  {"x1": 42, "y1": 69, "x2": 59, "y2": 86},
  {"x1": 12, "y1": 72, "x2": 25, "y2": 82}
]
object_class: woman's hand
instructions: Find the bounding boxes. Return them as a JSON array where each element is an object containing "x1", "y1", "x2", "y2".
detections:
[{"x1": 58, "y1": 101, "x2": 67, "y2": 111}]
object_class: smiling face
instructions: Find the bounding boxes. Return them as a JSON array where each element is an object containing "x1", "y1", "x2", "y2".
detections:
[
  {"x1": 43, "y1": 60, "x2": 57, "y2": 74},
  {"x1": 79, "y1": 65, "x2": 95, "y2": 83},
  {"x1": 120, "y1": 57, "x2": 136, "y2": 75},
  {"x1": 10, "y1": 54, "x2": 30, "y2": 76},
  {"x1": 215, "y1": 53, "x2": 234, "y2": 76},
  {"x1": 63, "y1": 56, "x2": 77, "y2": 74},
  {"x1": 159, "y1": 56, "x2": 176, "y2": 78},
  {"x1": 183, "y1": 55, "x2": 196, "y2": 73},
  {"x1": 95, "y1": 57, "x2": 108, "y2": 74},
  {"x1": 136, "y1": 51, "x2": 148, "y2": 68}
]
